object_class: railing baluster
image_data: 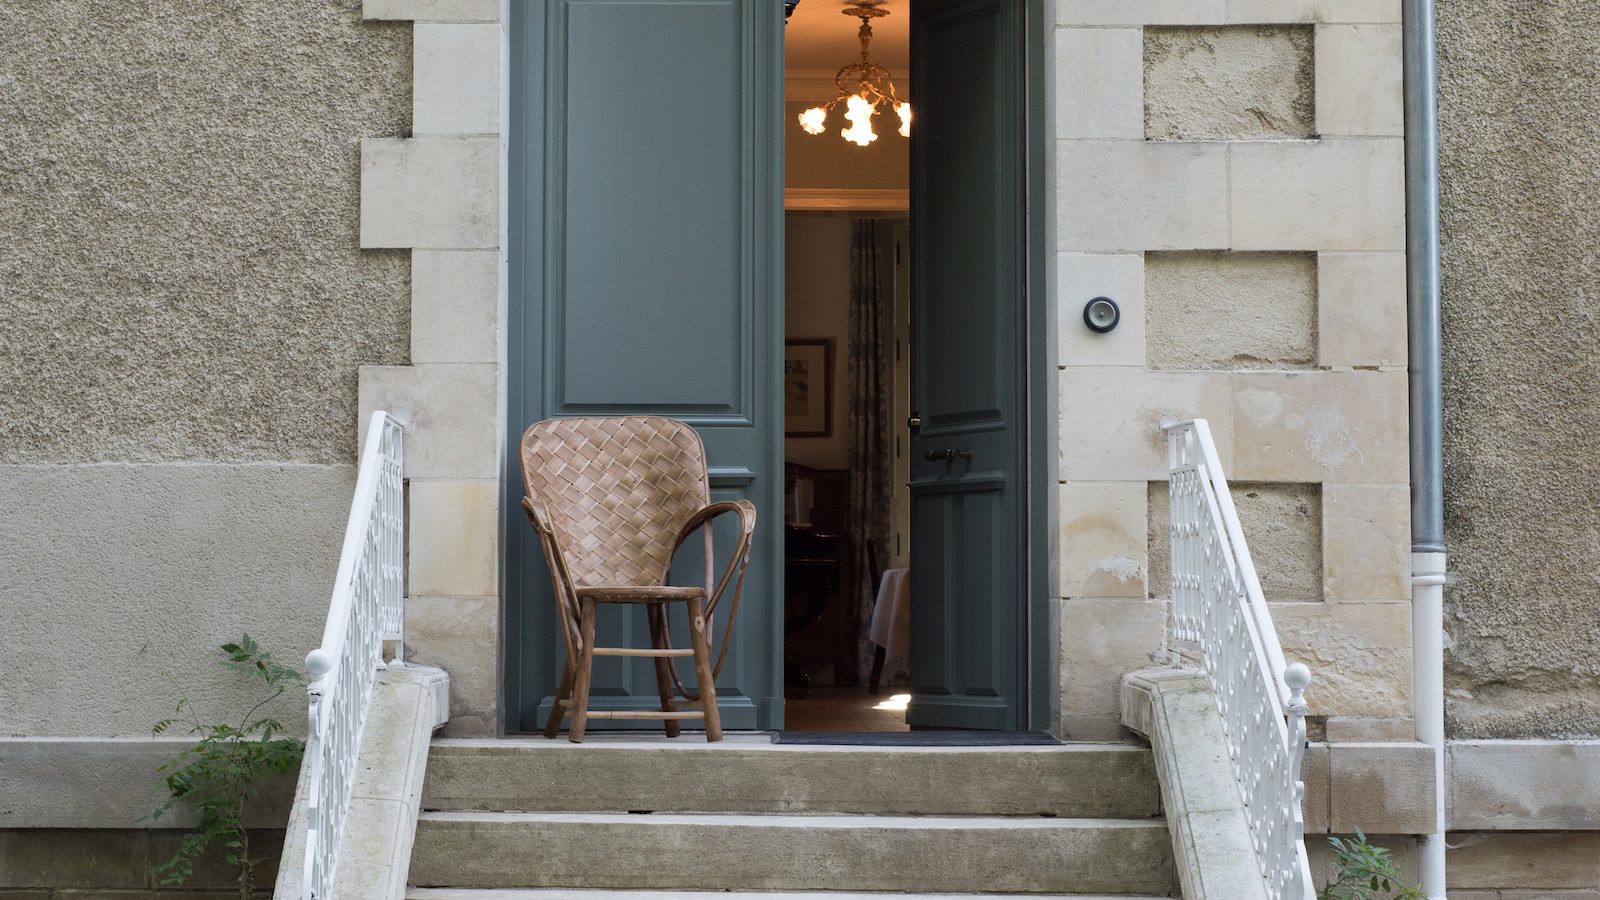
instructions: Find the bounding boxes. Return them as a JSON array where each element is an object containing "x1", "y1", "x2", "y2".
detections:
[
  {"x1": 300, "y1": 412, "x2": 405, "y2": 899},
  {"x1": 1164, "y1": 419, "x2": 1315, "y2": 900}
]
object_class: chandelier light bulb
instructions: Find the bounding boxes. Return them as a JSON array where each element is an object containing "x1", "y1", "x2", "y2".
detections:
[
  {"x1": 798, "y1": 106, "x2": 828, "y2": 135},
  {"x1": 841, "y1": 93, "x2": 878, "y2": 146},
  {"x1": 797, "y1": 3, "x2": 907, "y2": 147}
]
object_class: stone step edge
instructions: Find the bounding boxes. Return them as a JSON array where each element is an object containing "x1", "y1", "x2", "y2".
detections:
[
  {"x1": 419, "y1": 810, "x2": 1166, "y2": 830},
  {"x1": 406, "y1": 883, "x2": 1171, "y2": 890},
  {"x1": 430, "y1": 737, "x2": 1147, "y2": 754}
]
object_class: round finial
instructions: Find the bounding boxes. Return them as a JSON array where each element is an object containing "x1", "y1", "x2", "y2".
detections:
[
  {"x1": 1284, "y1": 662, "x2": 1312, "y2": 693},
  {"x1": 306, "y1": 649, "x2": 333, "y2": 679}
]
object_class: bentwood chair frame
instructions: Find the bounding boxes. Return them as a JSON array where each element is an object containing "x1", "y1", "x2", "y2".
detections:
[{"x1": 518, "y1": 416, "x2": 757, "y2": 742}]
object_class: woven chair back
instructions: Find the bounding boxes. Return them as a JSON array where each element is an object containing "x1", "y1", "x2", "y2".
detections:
[{"x1": 519, "y1": 416, "x2": 711, "y2": 588}]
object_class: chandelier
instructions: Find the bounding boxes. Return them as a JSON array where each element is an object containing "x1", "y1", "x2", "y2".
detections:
[{"x1": 797, "y1": 1, "x2": 910, "y2": 147}]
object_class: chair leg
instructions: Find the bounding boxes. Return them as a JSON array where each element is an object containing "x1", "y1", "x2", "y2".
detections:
[
  {"x1": 568, "y1": 597, "x2": 598, "y2": 743},
  {"x1": 685, "y1": 593, "x2": 722, "y2": 742},
  {"x1": 544, "y1": 658, "x2": 574, "y2": 739},
  {"x1": 647, "y1": 603, "x2": 681, "y2": 738},
  {"x1": 869, "y1": 645, "x2": 887, "y2": 696}
]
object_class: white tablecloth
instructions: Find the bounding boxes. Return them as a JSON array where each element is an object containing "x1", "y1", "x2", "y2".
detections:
[{"x1": 869, "y1": 567, "x2": 911, "y2": 676}]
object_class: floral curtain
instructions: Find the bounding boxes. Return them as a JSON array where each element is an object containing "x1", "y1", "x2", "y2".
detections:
[{"x1": 846, "y1": 219, "x2": 893, "y2": 684}]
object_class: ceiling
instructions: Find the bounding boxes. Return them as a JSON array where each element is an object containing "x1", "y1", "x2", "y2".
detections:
[{"x1": 785, "y1": 0, "x2": 910, "y2": 73}]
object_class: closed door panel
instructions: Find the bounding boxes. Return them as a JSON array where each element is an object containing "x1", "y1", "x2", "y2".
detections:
[{"x1": 508, "y1": 0, "x2": 784, "y2": 733}]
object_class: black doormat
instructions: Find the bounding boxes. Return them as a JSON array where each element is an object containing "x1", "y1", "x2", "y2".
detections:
[{"x1": 773, "y1": 730, "x2": 1060, "y2": 746}]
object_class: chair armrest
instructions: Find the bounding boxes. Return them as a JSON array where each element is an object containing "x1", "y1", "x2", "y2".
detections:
[{"x1": 672, "y1": 499, "x2": 757, "y2": 548}]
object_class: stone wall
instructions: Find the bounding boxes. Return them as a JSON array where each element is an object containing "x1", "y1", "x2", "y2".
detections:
[
  {"x1": 0, "y1": 1, "x2": 411, "y2": 736},
  {"x1": 1050, "y1": 0, "x2": 1412, "y2": 739},
  {"x1": 1436, "y1": 0, "x2": 1600, "y2": 739}
]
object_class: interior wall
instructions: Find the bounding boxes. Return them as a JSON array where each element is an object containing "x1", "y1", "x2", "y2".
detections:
[{"x1": 784, "y1": 215, "x2": 854, "y2": 470}]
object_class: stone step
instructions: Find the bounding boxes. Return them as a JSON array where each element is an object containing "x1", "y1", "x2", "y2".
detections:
[
  {"x1": 406, "y1": 883, "x2": 1171, "y2": 890},
  {"x1": 408, "y1": 811, "x2": 1177, "y2": 895},
  {"x1": 423, "y1": 737, "x2": 1160, "y2": 818}
]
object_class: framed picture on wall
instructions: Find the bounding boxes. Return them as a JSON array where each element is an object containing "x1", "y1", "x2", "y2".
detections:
[{"x1": 784, "y1": 338, "x2": 834, "y2": 437}]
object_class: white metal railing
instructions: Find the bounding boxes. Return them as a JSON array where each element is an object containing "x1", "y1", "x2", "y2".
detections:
[
  {"x1": 1165, "y1": 418, "x2": 1314, "y2": 900},
  {"x1": 300, "y1": 411, "x2": 405, "y2": 900}
]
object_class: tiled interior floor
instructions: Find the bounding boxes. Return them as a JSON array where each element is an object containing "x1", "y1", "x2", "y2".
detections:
[{"x1": 784, "y1": 686, "x2": 911, "y2": 732}]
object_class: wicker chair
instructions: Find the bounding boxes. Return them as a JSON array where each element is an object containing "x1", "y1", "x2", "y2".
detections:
[{"x1": 518, "y1": 416, "x2": 757, "y2": 742}]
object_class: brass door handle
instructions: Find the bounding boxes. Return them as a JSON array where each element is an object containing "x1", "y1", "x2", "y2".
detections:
[{"x1": 925, "y1": 448, "x2": 973, "y2": 462}]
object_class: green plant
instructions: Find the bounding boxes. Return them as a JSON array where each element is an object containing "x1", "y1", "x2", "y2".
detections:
[
  {"x1": 1319, "y1": 827, "x2": 1427, "y2": 900},
  {"x1": 142, "y1": 633, "x2": 306, "y2": 897}
]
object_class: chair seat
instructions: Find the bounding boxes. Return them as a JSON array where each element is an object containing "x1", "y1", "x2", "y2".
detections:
[{"x1": 574, "y1": 584, "x2": 707, "y2": 604}]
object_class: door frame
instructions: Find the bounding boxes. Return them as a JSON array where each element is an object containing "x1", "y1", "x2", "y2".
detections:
[{"x1": 503, "y1": 0, "x2": 1052, "y2": 733}]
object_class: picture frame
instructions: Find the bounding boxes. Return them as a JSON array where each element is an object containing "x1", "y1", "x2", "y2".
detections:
[{"x1": 784, "y1": 338, "x2": 835, "y2": 438}]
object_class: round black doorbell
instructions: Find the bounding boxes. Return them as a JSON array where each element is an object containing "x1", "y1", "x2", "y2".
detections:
[{"x1": 1083, "y1": 296, "x2": 1121, "y2": 333}]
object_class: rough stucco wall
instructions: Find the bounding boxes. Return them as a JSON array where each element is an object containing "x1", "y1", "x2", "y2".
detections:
[
  {"x1": 0, "y1": 1, "x2": 411, "y2": 464},
  {"x1": 1437, "y1": 0, "x2": 1600, "y2": 739},
  {"x1": 1144, "y1": 26, "x2": 1315, "y2": 141},
  {"x1": 1146, "y1": 252, "x2": 1317, "y2": 369},
  {"x1": 0, "y1": 2, "x2": 412, "y2": 738}
]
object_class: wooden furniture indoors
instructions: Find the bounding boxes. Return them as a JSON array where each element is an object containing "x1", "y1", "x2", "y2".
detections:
[
  {"x1": 784, "y1": 463, "x2": 852, "y2": 695},
  {"x1": 519, "y1": 416, "x2": 757, "y2": 742}
]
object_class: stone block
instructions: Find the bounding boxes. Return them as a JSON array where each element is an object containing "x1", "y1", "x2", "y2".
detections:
[
  {"x1": 1234, "y1": 481, "x2": 1323, "y2": 602},
  {"x1": 1227, "y1": 0, "x2": 1401, "y2": 23},
  {"x1": 1230, "y1": 370, "x2": 1409, "y2": 483},
  {"x1": 1449, "y1": 740, "x2": 1600, "y2": 830},
  {"x1": 405, "y1": 596, "x2": 501, "y2": 737},
  {"x1": 359, "y1": 363, "x2": 499, "y2": 480},
  {"x1": 1060, "y1": 369, "x2": 1234, "y2": 482},
  {"x1": 1328, "y1": 741, "x2": 1436, "y2": 834},
  {"x1": 1060, "y1": 481, "x2": 1148, "y2": 599},
  {"x1": 1302, "y1": 742, "x2": 1330, "y2": 834},
  {"x1": 1308, "y1": 834, "x2": 1418, "y2": 888},
  {"x1": 1148, "y1": 480, "x2": 1322, "y2": 603},
  {"x1": 1057, "y1": 253, "x2": 1145, "y2": 367},
  {"x1": 1323, "y1": 716, "x2": 1413, "y2": 741},
  {"x1": 0, "y1": 739, "x2": 293, "y2": 829},
  {"x1": 1273, "y1": 602, "x2": 1412, "y2": 718},
  {"x1": 1448, "y1": 832, "x2": 1600, "y2": 890},
  {"x1": 408, "y1": 479, "x2": 500, "y2": 597},
  {"x1": 413, "y1": 249, "x2": 501, "y2": 364},
  {"x1": 1316, "y1": 24, "x2": 1404, "y2": 137},
  {"x1": 364, "y1": 0, "x2": 500, "y2": 22},
  {"x1": 1056, "y1": 141, "x2": 1230, "y2": 252},
  {"x1": 1230, "y1": 139, "x2": 1405, "y2": 251},
  {"x1": 1144, "y1": 26, "x2": 1314, "y2": 141},
  {"x1": 1146, "y1": 252, "x2": 1317, "y2": 369},
  {"x1": 1053, "y1": 28, "x2": 1143, "y2": 139},
  {"x1": 1059, "y1": 597, "x2": 1169, "y2": 729},
  {"x1": 1323, "y1": 482, "x2": 1410, "y2": 602},
  {"x1": 1317, "y1": 251, "x2": 1408, "y2": 368},
  {"x1": 360, "y1": 137, "x2": 499, "y2": 250},
  {"x1": 414, "y1": 24, "x2": 502, "y2": 136},
  {"x1": 0, "y1": 830, "x2": 149, "y2": 887},
  {"x1": 1056, "y1": 0, "x2": 1226, "y2": 26}
]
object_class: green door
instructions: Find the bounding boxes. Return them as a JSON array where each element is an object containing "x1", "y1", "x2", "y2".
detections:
[
  {"x1": 506, "y1": 0, "x2": 785, "y2": 732},
  {"x1": 906, "y1": 0, "x2": 1029, "y2": 730}
]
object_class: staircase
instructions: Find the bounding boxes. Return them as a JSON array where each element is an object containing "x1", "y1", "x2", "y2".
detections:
[{"x1": 403, "y1": 735, "x2": 1178, "y2": 898}]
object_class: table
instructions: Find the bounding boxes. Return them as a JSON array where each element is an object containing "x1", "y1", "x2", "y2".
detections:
[{"x1": 869, "y1": 567, "x2": 910, "y2": 691}]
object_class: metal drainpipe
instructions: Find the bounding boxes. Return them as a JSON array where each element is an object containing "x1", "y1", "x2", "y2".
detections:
[{"x1": 1404, "y1": 0, "x2": 1447, "y2": 895}]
